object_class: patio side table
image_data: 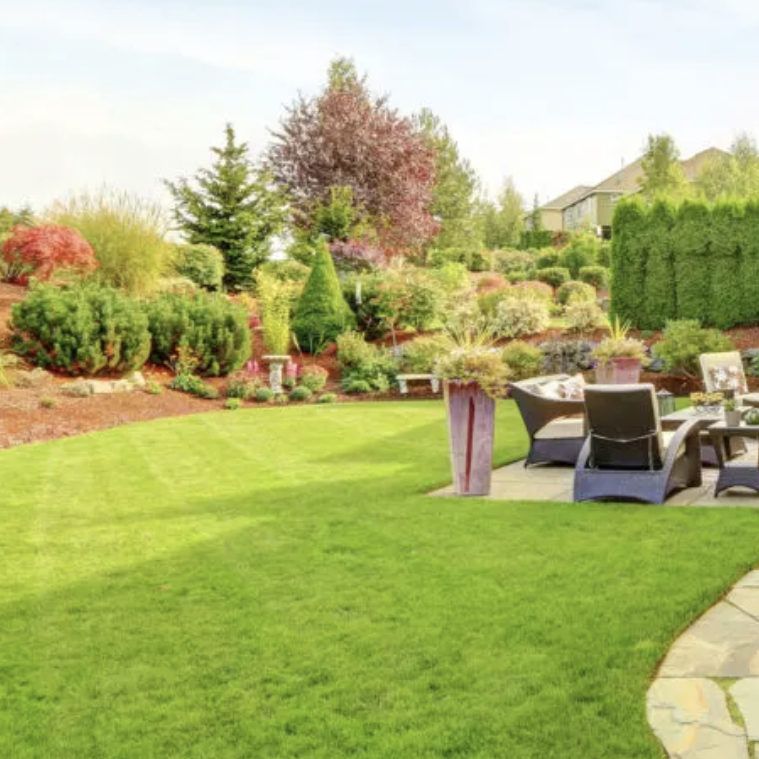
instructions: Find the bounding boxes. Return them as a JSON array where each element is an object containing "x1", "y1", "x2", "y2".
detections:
[
  {"x1": 661, "y1": 408, "x2": 742, "y2": 466},
  {"x1": 708, "y1": 422, "x2": 759, "y2": 496}
]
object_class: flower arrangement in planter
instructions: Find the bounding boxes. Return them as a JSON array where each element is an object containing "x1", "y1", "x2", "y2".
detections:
[
  {"x1": 591, "y1": 317, "x2": 646, "y2": 384},
  {"x1": 723, "y1": 396, "x2": 743, "y2": 426},
  {"x1": 690, "y1": 391, "x2": 724, "y2": 414},
  {"x1": 434, "y1": 324, "x2": 511, "y2": 497}
]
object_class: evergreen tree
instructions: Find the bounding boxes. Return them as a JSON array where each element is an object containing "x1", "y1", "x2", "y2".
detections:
[
  {"x1": 640, "y1": 133, "x2": 688, "y2": 200},
  {"x1": 292, "y1": 238, "x2": 355, "y2": 352},
  {"x1": 165, "y1": 124, "x2": 287, "y2": 290},
  {"x1": 479, "y1": 177, "x2": 525, "y2": 249},
  {"x1": 413, "y1": 108, "x2": 481, "y2": 251}
]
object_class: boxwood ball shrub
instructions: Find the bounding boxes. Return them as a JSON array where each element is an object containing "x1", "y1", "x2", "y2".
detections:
[
  {"x1": 174, "y1": 243, "x2": 224, "y2": 291},
  {"x1": 536, "y1": 267, "x2": 570, "y2": 289},
  {"x1": 494, "y1": 297, "x2": 550, "y2": 339},
  {"x1": 557, "y1": 280, "x2": 596, "y2": 306},
  {"x1": 579, "y1": 265, "x2": 610, "y2": 290},
  {"x1": 534, "y1": 248, "x2": 562, "y2": 269},
  {"x1": 254, "y1": 387, "x2": 274, "y2": 403},
  {"x1": 565, "y1": 300, "x2": 606, "y2": 334},
  {"x1": 317, "y1": 392, "x2": 337, "y2": 404},
  {"x1": 501, "y1": 341, "x2": 543, "y2": 381},
  {"x1": 289, "y1": 386, "x2": 313, "y2": 402},
  {"x1": 147, "y1": 292, "x2": 252, "y2": 376},
  {"x1": 11, "y1": 282, "x2": 151, "y2": 375},
  {"x1": 299, "y1": 365, "x2": 329, "y2": 393},
  {"x1": 293, "y1": 239, "x2": 355, "y2": 352}
]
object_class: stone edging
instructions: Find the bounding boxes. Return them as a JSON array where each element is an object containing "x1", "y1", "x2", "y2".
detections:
[{"x1": 647, "y1": 570, "x2": 759, "y2": 758}]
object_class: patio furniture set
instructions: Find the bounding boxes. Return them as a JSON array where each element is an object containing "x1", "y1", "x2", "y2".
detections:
[{"x1": 511, "y1": 351, "x2": 759, "y2": 504}]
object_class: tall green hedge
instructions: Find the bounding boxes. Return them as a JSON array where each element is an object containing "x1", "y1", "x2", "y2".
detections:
[
  {"x1": 610, "y1": 196, "x2": 647, "y2": 324},
  {"x1": 641, "y1": 199, "x2": 676, "y2": 330},
  {"x1": 611, "y1": 197, "x2": 757, "y2": 329}
]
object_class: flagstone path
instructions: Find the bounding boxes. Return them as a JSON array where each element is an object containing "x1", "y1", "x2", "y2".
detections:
[{"x1": 647, "y1": 570, "x2": 759, "y2": 758}]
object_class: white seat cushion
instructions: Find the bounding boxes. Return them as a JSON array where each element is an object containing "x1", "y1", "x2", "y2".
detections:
[
  {"x1": 662, "y1": 430, "x2": 685, "y2": 459},
  {"x1": 535, "y1": 417, "x2": 585, "y2": 440}
]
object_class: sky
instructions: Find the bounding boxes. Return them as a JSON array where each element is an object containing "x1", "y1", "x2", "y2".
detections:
[{"x1": 1, "y1": 0, "x2": 758, "y2": 213}]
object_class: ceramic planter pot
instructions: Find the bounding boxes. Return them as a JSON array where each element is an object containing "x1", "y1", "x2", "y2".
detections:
[
  {"x1": 444, "y1": 380, "x2": 496, "y2": 496},
  {"x1": 594, "y1": 357, "x2": 642, "y2": 384},
  {"x1": 725, "y1": 409, "x2": 743, "y2": 427}
]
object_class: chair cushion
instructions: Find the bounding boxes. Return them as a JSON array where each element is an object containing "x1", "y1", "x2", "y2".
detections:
[
  {"x1": 710, "y1": 365, "x2": 748, "y2": 394},
  {"x1": 741, "y1": 392, "x2": 759, "y2": 407},
  {"x1": 533, "y1": 374, "x2": 586, "y2": 401},
  {"x1": 535, "y1": 417, "x2": 585, "y2": 440},
  {"x1": 661, "y1": 430, "x2": 686, "y2": 460}
]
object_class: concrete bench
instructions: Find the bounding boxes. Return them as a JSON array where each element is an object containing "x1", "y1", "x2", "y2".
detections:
[{"x1": 397, "y1": 374, "x2": 440, "y2": 395}]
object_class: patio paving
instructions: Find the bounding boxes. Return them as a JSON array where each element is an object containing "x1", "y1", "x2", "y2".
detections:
[{"x1": 432, "y1": 443, "x2": 759, "y2": 507}]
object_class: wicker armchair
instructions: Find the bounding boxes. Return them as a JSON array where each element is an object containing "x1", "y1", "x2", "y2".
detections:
[
  {"x1": 574, "y1": 384, "x2": 702, "y2": 504},
  {"x1": 510, "y1": 375, "x2": 586, "y2": 467}
]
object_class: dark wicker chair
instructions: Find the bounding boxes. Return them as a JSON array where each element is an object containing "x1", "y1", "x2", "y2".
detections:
[
  {"x1": 510, "y1": 375, "x2": 586, "y2": 467},
  {"x1": 574, "y1": 384, "x2": 702, "y2": 505}
]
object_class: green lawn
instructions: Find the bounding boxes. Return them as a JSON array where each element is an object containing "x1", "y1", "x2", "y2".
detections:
[{"x1": 1, "y1": 400, "x2": 758, "y2": 758}]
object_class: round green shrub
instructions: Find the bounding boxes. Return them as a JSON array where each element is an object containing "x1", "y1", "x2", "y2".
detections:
[
  {"x1": 225, "y1": 397, "x2": 242, "y2": 410},
  {"x1": 293, "y1": 239, "x2": 355, "y2": 352},
  {"x1": 536, "y1": 267, "x2": 570, "y2": 289},
  {"x1": 506, "y1": 269, "x2": 530, "y2": 283},
  {"x1": 317, "y1": 392, "x2": 337, "y2": 404},
  {"x1": 289, "y1": 386, "x2": 313, "y2": 402},
  {"x1": 501, "y1": 341, "x2": 543, "y2": 381},
  {"x1": 254, "y1": 387, "x2": 274, "y2": 403},
  {"x1": 557, "y1": 280, "x2": 596, "y2": 306},
  {"x1": 560, "y1": 232, "x2": 599, "y2": 277},
  {"x1": 494, "y1": 298, "x2": 550, "y2": 338},
  {"x1": 299, "y1": 365, "x2": 328, "y2": 392},
  {"x1": 535, "y1": 248, "x2": 562, "y2": 269},
  {"x1": 508, "y1": 281, "x2": 554, "y2": 301},
  {"x1": 11, "y1": 282, "x2": 151, "y2": 375},
  {"x1": 174, "y1": 243, "x2": 225, "y2": 290},
  {"x1": 274, "y1": 394, "x2": 289, "y2": 405},
  {"x1": 223, "y1": 376, "x2": 261, "y2": 400},
  {"x1": 564, "y1": 301, "x2": 606, "y2": 334},
  {"x1": 579, "y1": 266, "x2": 610, "y2": 290},
  {"x1": 652, "y1": 319, "x2": 735, "y2": 375},
  {"x1": 342, "y1": 378, "x2": 374, "y2": 395},
  {"x1": 146, "y1": 291, "x2": 252, "y2": 376}
]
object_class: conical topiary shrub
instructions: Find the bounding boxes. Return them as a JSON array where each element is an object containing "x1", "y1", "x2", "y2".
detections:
[{"x1": 292, "y1": 239, "x2": 355, "y2": 352}]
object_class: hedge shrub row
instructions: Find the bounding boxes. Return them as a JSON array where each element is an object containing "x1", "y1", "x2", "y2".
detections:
[
  {"x1": 611, "y1": 197, "x2": 759, "y2": 330},
  {"x1": 11, "y1": 283, "x2": 251, "y2": 376}
]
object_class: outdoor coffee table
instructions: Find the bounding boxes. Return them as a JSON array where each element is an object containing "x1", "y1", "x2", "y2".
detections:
[
  {"x1": 661, "y1": 407, "x2": 742, "y2": 465},
  {"x1": 708, "y1": 422, "x2": 759, "y2": 496}
]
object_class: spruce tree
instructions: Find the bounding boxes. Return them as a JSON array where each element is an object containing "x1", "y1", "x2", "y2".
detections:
[
  {"x1": 292, "y1": 238, "x2": 355, "y2": 352},
  {"x1": 165, "y1": 124, "x2": 286, "y2": 291}
]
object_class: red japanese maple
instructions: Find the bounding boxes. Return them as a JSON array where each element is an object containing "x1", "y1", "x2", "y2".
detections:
[
  {"x1": 268, "y1": 84, "x2": 438, "y2": 252},
  {"x1": 2, "y1": 225, "x2": 98, "y2": 284}
]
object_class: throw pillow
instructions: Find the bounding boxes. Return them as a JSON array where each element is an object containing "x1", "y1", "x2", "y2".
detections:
[{"x1": 710, "y1": 365, "x2": 747, "y2": 394}]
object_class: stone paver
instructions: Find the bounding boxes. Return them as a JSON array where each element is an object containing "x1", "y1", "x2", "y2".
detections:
[
  {"x1": 649, "y1": 571, "x2": 759, "y2": 758},
  {"x1": 729, "y1": 589, "x2": 759, "y2": 620},
  {"x1": 647, "y1": 678, "x2": 748, "y2": 759},
  {"x1": 659, "y1": 602, "x2": 759, "y2": 678},
  {"x1": 731, "y1": 680, "x2": 759, "y2": 741}
]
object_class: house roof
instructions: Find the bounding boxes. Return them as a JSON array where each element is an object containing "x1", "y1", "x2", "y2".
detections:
[
  {"x1": 541, "y1": 185, "x2": 593, "y2": 210},
  {"x1": 563, "y1": 146, "x2": 728, "y2": 208}
]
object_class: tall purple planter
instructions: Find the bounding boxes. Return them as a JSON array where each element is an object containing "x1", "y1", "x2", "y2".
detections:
[
  {"x1": 444, "y1": 380, "x2": 496, "y2": 496},
  {"x1": 594, "y1": 357, "x2": 642, "y2": 384}
]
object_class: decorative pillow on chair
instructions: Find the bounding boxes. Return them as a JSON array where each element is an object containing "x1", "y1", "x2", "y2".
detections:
[
  {"x1": 557, "y1": 373, "x2": 586, "y2": 400},
  {"x1": 710, "y1": 365, "x2": 747, "y2": 394}
]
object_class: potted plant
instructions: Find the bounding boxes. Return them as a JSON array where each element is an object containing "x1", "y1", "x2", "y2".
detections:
[
  {"x1": 435, "y1": 326, "x2": 510, "y2": 496},
  {"x1": 591, "y1": 317, "x2": 646, "y2": 384},
  {"x1": 724, "y1": 396, "x2": 743, "y2": 426}
]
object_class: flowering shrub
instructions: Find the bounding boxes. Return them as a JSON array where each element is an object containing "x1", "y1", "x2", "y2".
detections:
[
  {"x1": 2, "y1": 225, "x2": 98, "y2": 284},
  {"x1": 501, "y1": 341, "x2": 543, "y2": 381},
  {"x1": 299, "y1": 365, "x2": 329, "y2": 392},
  {"x1": 493, "y1": 298, "x2": 550, "y2": 338}
]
